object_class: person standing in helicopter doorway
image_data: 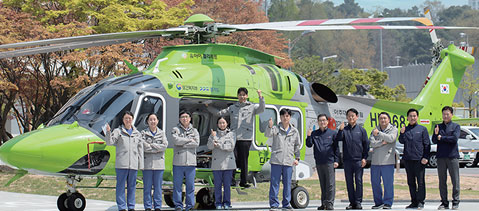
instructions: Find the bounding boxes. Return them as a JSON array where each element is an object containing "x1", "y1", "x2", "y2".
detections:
[
  {"x1": 172, "y1": 110, "x2": 199, "y2": 211},
  {"x1": 207, "y1": 87, "x2": 265, "y2": 188},
  {"x1": 142, "y1": 113, "x2": 168, "y2": 211},
  {"x1": 265, "y1": 108, "x2": 301, "y2": 210},
  {"x1": 208, "y1": 117, "x2": 236, "y2": 210},
  {"x1": 105, "y1": 111, "x2": 144, "y2": 211}
]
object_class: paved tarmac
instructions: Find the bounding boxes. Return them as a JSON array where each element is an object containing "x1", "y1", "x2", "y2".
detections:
[{"x1": 1, "y1": 191, "x2": 478, "y2": 211}]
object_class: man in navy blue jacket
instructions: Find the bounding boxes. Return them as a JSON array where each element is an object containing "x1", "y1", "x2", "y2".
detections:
[
  {"x1": 399, "y1": 108, "x2": 430, "y2": 210},
  {"x1": 337, "y1": 108, "x2": 369, "y2": 210},
  {"x1": 306, "y1": 114, "x2": 339, "y2": 210},
  {"x1": 432, "y1": 106, "x2": 461, "y2": 210}
]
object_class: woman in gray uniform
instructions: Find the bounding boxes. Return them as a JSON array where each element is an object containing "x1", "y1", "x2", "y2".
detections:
[
  {"x1": 142, "y1": 113, "x2": 168, "y2": 211},
  {"x1": 106, "y1": 111, "x2": 144, "y2": 211},
  {"x1": 208, "y1": 117, "x2": 236, "y2": 210}
]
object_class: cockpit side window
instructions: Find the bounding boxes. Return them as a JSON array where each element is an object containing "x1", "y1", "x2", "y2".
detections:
[
  {"x1": 135, "y1": 96, "x2": 164, "y2": 132},
  {"x1": 75, "y1": 90, "x2": 135, "y2": 136}
]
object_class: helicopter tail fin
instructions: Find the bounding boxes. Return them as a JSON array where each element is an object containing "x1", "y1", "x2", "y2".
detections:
[{"x1": 410, "y1": 44, "x2": 475, "y2": 112}]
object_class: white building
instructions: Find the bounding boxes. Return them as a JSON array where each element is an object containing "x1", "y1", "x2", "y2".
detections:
[{"x1": 470, "y1": 0, "x2": 479, "y2": 10}]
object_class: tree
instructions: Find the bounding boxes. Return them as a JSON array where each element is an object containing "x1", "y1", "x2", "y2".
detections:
[
  {"x1": 0, "y1": 1, "x2": 193, "y2": 143},
  {"x1": 292, "y1": 56, "x2": 341, "y2": 87},
  {"x1": 334, "y1": 68, "x2": 409, "y2": 101},
  {"x1": 336, "y1": 0, "x2": 365, "y2": 18},
  {"x1": 459, "y1": 67, "x2": 479, "y2": 117},
  {"x1": 267, "y1": 0, "x2": 299, "y2": 22}
]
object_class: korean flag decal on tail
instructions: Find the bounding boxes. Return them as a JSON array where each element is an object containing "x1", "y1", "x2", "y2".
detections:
[{"x1": 440, "y1": 84, "x2": 449, "y2": 94}]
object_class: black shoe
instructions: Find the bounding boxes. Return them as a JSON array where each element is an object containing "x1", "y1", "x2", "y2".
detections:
[
  {"x1": 438, "y1": 203, "x2": 449, "y2": 210},
  {"x1": 383, "y1": 204, "x2": 392, "y2": 209},
  {"x1": 417, "y1": 203, "x2": 424, "y2": 210},
  {"x1": 317, "y1": 205, "x2": 325, "y2": 210},
  {"x1": 145, "y1": 209, "x2": 152, "y2": 211},
  {"x1": 128, "y1": 209, "x2": 135, "y2": 211},
  {"x1": 372, "y1": 204, "x2": 384, "y2": 209},
  {"x1": 452, "y1": 203, "x2": 459, "y2": 210},
  {"x1": 119, "y1": 210, "x2": 127, "y2": 211},
  {"x1": 325, "y1": 205, "x2": 334, "y2": 210},
  {"x1": 346, "y1": 205, "x2": 354, "y2": 210},
  {"x1": 155, "y1": 209, "x2": 162, "y2": 211},
  {"x1": 405, "y1": 204, "x2": 417, "y2": 209},
  {"x1": 354, "y1": 204, "x2": 362, "y2": 210},
  {"x1": 239, "y1": 183, "x2": 251, "y2": 188}
]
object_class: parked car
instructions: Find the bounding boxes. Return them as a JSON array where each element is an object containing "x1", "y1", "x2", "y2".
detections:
[
  {"x1": 458, "y1": 126, "x2": 479, "y2": 167},
  {"x1": 395, "y1": 137, "x2": 475, "y2": 168}
]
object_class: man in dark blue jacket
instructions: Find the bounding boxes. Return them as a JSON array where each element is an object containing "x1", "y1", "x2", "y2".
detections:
[
  {"x1": 306, "y1": 114, "x2": 339, "y2": 210},
  {"x1": 337, "y1": 108, "x2": 369, "y2": 210},
  {"x1": 399, "y1": 108, "x2": 430, "y2": 210},
  {"x1": 432, "y1": 106, "x2": 461, "y2": 210}
]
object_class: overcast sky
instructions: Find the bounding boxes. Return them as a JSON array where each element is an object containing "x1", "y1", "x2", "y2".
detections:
[{"x1": 327, "y1": 0, "x2": 469, "y2": 12}]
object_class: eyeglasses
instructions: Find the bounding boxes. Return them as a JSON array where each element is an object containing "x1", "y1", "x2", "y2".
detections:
[
  {"x1": 318, "y1": 119, "x2": 328, "y2": 122},
  {"x1": 180, "y1": 116, "x2": 190, "y2": 119}
]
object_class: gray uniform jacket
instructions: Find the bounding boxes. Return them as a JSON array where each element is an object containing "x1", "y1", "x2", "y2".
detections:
[
  {"x1": 265, "y1": 123, "x2": 301, "y2": 166},
  {"x1": 172, "y1": 123, "x2": 199, "y2": 166},
  {"x1": 207, "y1": 129, "x2": 237, "y2": 171},
  {"x1": 142, "y1": 127, "x2": 168, "y2": 170},
  {"x1": 369, "y1": 123, "x2": 398, "y2": 165},
  {"x1": 106, "y1": 125, "x2": 144, "y2": 170},
  {"x1": 208, "y1": 97, "x2": 265, "y2": 141}
]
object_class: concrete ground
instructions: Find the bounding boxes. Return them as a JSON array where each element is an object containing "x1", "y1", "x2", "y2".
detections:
[{"x1": 1, "y1": 191, "x2": 478, "y2": 211}]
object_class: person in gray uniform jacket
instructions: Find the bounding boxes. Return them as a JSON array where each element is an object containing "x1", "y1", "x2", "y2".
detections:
[
  {"x1": 265, "y1": 109, "x2": 301, "y2": 210},
  {"x1": 106, "y1": 111, "x2": 144, "y2": 211},
  {"x1": 207, "y1": 117, "x2": 236, "y2": 210},
  {"x1": 172, "y1": 110, "x2": 199, "y2": 211},
  {"x1": 207, "y1": 87, "x2": 265, "y2": 188},
  {"x1": 142, "y1": 113, "x2": 168, "y2": 211},
  {"x1": 369, "y1": 112, "x2": 398, "y2": 210}
]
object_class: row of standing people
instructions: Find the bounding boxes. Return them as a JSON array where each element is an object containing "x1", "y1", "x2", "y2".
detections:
[
  {"x1": 307, "y1": 106, "x2": 461, "y2": 210},
  {"x1": 104, "y1": 87, "x2": 268, "y2": 211}
]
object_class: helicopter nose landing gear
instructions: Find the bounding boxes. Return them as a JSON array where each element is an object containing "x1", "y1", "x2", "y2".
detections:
[{"x1": 57, "y1": 175, "x2": 86, "y2": 211}]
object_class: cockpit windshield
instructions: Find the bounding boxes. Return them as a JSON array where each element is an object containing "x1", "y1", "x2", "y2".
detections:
[{"x1": 47, "y1": 74, "x2": 163, "y2": 137}]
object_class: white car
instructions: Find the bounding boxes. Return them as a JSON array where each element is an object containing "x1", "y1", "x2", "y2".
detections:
[
  {"x1": 458, "y1": 126, "x2": 479, "y2": 166},
  {"x1": 395, "y1": 136, "x2": 475, "y2": 168}
]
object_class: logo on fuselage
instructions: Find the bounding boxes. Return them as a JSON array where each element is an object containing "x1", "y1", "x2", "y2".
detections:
[
  {"x1": 440, "y1": 84, "x2": 449, "y2": 94},
  {"x1": 176, "y1": 83, "x2": 183, "y2": 90}
]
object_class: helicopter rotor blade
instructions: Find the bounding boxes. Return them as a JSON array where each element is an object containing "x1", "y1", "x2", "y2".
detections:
[
  {"x1": 0, "y1": 37, "x2": 155, "y2": 59},
  {"x1": 218, "y1": 17, "x2": 433, "y2": 30},
  {"x1": 218, "y1": 24, "x2": 479, "y2": 31},
  {"x1": 0, "y1": 28, "x2": 187, "y2": 50}
]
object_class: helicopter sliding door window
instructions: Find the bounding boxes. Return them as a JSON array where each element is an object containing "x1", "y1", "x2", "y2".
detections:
[
  {"x1": 134, "y1": 94, "x2": 165, "y2": 132},
  {"x1": 280, "y1": 106, "x2": 304, "y2": 150},
  {"x1": 255, "y1": 105, "x2": 278, "y2": 147}
]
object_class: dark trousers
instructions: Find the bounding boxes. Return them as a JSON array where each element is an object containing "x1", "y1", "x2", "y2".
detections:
[
  {"x1": 344, "y1": 160, "x2": 363, "y2": 206},
  {"x1": 437, "y1": 158, "x2": 460, "y2": 205},
  {"x1": 234, "y1": 140, "x2": 251, "y2": 185},
  {"x1": 404, "y1": 160, "x2": 426, "y2": 205},
  {"x1": 317, "y1": 163, "x2": 335, "y2": 207}
]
